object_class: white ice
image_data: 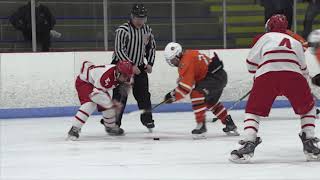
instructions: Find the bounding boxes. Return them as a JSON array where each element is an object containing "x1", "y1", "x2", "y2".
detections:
[{"x1": 1, "y1": 108, "x2": 320, "y2": 180}]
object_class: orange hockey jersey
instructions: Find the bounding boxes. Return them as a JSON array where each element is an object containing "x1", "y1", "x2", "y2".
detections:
[
  {"x1": 174, "y1": 50, "x2": 211, "y2": 101},
  {"x1": 285, "y1": 30, "x2": 308, "y2": 50}
]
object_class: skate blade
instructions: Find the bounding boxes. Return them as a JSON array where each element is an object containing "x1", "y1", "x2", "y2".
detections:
[
  {"x1": 148, "y1": 128, "x2": 153, "y2": 133},
  {"x1": 305, "y1": 153, "x2": 320, "y2": 161},
  {"x1": 192, "y1": 133, "x2": 207, "y2": 140},
  {"x1": 225, "y1": 130, "x2": 240, "y2": 136},
  {"x1": 229, "y1": 154, "x2": 252, "y2": 164},
  {"x1": 107, "y1": 132, "x2": 125, "y2": 136}
]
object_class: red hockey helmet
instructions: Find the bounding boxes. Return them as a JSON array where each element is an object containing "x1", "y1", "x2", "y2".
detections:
[
  {"x1": 265, "y1": 14, "x2": 288, "y2": 33},
  {"x1": 116, "y1": 60, "x2": 134, "y2": 77}
]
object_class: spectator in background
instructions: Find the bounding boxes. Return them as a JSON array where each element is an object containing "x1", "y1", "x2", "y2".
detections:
[
  {"x1": 302, "y1": 0, "x2": 320, "y2": 39},
  {"x1": 259, "y1": 0, "x2": 293, "y2": 29},
  {"x1": 9, "y1": 0, "x2": 60, "y2": 52}
]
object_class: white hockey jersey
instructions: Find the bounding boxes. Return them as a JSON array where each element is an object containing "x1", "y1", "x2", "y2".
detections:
[
  {"x1": 78, "y1": 61, "x2": 118, "y2": 93},
  {"x1": 246, "y1": 32, "x2": 308, "y2": 78}
]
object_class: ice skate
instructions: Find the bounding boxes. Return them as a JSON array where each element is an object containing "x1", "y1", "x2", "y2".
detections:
[
  {"x1": 145, "y1": 121, "x2": 155, "y2": 133},
  {"x1": 100, "y1": 119, "x2": 124, "y2": 136},
  {"x1": 140, "y1": 112, "x2": 155, "y2": 133},
  {"x1": 223, "y1": 115, "x2": 239, "y2": 136},
  {"x1": 229, "y1": 137, "x2": 262, "y2": 163},
  {"x1": 299, "y1": 132, "x2": 320, "y2": 161},
  {"x1": 67, "y1": 126, "x2": 81, "y2": 141},
  {"x1": 192, "y1": 122, "x2": 207, "y2": 139}
]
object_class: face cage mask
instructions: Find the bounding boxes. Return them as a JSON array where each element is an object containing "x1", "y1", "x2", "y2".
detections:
[
  {"x1": 166, "y1": 58, "x2": 176, "y2": 67},
  {"x1": 309, "y1": 42, "x2": 320, "y2": 54}
]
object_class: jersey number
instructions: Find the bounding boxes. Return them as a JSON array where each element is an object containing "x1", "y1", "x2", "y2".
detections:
[{"x1": 279, "y1": 38, "x2": 292, "y2": 49}]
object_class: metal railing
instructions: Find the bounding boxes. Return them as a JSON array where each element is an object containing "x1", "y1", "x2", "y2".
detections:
[{"x1": 0, "y1": 0, "x2": 316, "y2": 52}]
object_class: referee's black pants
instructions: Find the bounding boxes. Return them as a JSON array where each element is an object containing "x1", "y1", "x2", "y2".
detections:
[{"x1": 112, "y1": 65, "x2": 153, "y2": 127}]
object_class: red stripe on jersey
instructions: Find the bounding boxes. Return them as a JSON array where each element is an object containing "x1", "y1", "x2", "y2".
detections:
[
  {"x1": 302, "y1": 124, "x2": 315, "y2": 129},
  {"x1": 178, "y1": 85, "x2": 190, "y2": 94},
  {"x1": 192, "y1": 102, "x2": 206, "y2": 109},
  {"x1": 258, "y1": 59, "x2": 300, "y2": 69},
  {"x1": 86, "y1": 65, "x2": 95, "y2": 81},
  {"x1": 207, "y1": 103, "x2": 218, "y2": 111},
  {"x1": 244, "y1": 126, "x2": 258, "y2": 132},
  {"x1": 246, "y1": 59, "x2": 259, "y2": 66},
  {"x1": 177, "y1": 86, "x2": 189, "y2": 96},
  {"x1": 301, "y1": 115, "x2": 316, "y2": 119},
  {"x1": 94, "y1": 65, "x2": 106, "y2": 68},
  {"x1": 79, "y1": 110, "x2": 89, "y2": 117},
  {"x1": 248, "y1": 70, "x2": 256, "y2": 74},
  {"x1": 81, "y1": 61, "x2": 89, "y2": 73},
  {"x1": 75, "y1": 116, "x2": 85, "y2": 124},
  {"x1": 263, "y1": 50, "x2": 296, "y2": 56},
  {"x1": 244, "y1": 119, "x2": 259, "y2": 124}
]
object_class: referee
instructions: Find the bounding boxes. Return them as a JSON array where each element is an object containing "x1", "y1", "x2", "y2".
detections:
[{"x1": 111, "y1": 4, "x2": 156, "y2": 134}]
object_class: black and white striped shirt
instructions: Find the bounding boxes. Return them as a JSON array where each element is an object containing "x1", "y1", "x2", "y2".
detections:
[{"x1": 112, "y1": 21, "x2": 156, "y2": 66}]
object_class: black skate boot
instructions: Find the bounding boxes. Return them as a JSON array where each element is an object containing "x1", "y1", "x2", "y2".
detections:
[
  {"x1": 223, "y1": 115, "x2": 240, "y2": 136},
  {"x1": 100, "y1": 119, "x2": 124, "y2": 136},
  {"x1": 141, "y1": 112, "x2": 155, "y2": 132},
  {"x1": 191, "y1": 122, "x2": 207, "y2": 139},
  {"x1": 229, "y1": 137, "x2": 262, "y2": 163},
  {"x1": 299, "y1": 132, "x2": 320, "y2": 161},
  {"x1": 67, "y1": 126, "x2": 81, "y2": 141}
]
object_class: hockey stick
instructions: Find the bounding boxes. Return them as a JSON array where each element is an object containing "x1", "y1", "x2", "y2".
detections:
[
  {"x1": 211, "y1": 90, "x2": 251, "y2": 122},
  {"x1": 127, "y1": 98, "x2": 170, "y2": 116}
]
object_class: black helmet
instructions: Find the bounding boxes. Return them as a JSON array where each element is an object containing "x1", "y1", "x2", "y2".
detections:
[{"x1": 131, "y1": 4, "x2": 147, "y2": 18}]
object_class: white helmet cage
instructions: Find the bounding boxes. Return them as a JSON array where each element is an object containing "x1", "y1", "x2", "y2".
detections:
[{"x1": 164, "y1": 42, "x2": 183, "y2": 66}]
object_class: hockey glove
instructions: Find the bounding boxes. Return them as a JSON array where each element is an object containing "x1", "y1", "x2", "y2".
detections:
[
  {"x1": 164, "y1": 91, "x2": 175, "y2": 104},
  {"x1": 312, "y1": 73, "x2": 320, "y2": 87}
]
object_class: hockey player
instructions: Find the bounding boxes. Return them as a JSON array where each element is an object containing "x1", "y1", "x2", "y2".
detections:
[
  {"x1": 230, "y1": 14, "x2": 320, "y2": 163},
  {"x1": 67, "y1": 60, "x2": 134, "y2": 140},
  {"x1": 163, "y1": 42, "x2": 239, "y2": 138},
  {"x1": 308, "y1": 29, "x2": 320, "y2": 86}
]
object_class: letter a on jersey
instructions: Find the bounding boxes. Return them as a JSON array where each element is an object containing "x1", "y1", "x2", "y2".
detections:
[{"x1": 279, "y1": 38, "x2": 292, "y2": 49}]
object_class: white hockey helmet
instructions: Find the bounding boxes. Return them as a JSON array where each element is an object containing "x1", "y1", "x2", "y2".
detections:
[
  {"x1": 308, "y1": 29, "x2": 320, "y2": 54},
  {"x1": 164, "y1": 42, "x2": 182, "y2": 66}
]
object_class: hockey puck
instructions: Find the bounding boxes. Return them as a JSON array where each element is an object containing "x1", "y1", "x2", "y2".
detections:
[{"x1": 153, "y1": 137, "x2": 160, "y2": 140}]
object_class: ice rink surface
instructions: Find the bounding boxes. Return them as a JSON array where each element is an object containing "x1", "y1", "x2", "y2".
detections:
[{"x1": 1, "y1": 108, "x2": 320, "y2": 180}]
